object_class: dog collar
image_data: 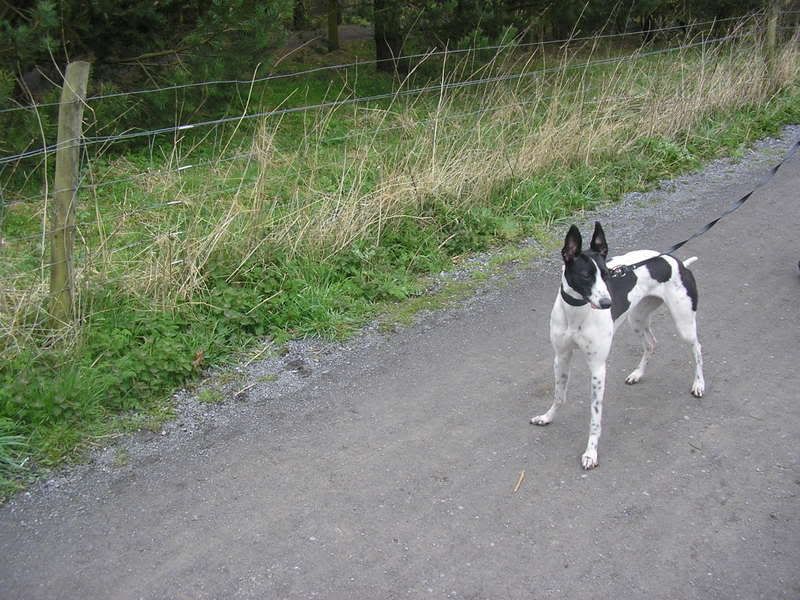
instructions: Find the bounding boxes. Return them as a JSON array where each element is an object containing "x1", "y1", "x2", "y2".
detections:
[{"x1": 560, "y1": 286, "x2": 589, "y2": 307}]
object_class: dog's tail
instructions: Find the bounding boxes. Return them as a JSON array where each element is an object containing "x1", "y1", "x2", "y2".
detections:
[{"x1": 682, "y1": 256, "x2": 698, "y2": 267}]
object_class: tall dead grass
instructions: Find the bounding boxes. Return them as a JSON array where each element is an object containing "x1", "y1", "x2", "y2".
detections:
[
  {"x1": 232, "y1": 26, "x2": 797, "y2": 259},
  {"x1": 1, "y1": 21, "x2": 798, "y2": 353}
]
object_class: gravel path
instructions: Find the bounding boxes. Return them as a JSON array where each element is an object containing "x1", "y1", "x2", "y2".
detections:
[{"x1": 2, "y1": 126, "x2": 799, "y2": 599}]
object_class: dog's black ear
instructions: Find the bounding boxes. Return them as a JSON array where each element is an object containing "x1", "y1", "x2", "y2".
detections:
[
  {"x1": 590, "y1": 221, "x2": 608, "y2": 258},
  {"x1": 562, "y1": 225, "x2": 582, "y2": 264}
]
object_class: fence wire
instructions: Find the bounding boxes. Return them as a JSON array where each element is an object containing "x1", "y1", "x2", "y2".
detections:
[
  {"x1": 0, "y1": 33, "x2": 748, "y2": 166},
  {"x1": 0, "y1": 20, "x2": 787, "y2": 300},
  {"x1": 0, "y1": 15, "x2": 754, "y2": 117}
]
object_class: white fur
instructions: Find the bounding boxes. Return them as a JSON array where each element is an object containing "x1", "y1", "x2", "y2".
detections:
[{"x1": 532, "y1": 243, "x2": 704, "y2": 470}]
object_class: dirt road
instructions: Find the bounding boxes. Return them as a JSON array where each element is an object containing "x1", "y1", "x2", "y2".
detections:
[{"x1": 2, "y1": 129, "x2": 799, "y2": 599}]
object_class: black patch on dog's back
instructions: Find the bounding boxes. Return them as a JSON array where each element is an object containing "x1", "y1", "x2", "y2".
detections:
[
  {"x1": 646, "y1": 257, "x2": 672, "y2": 282},
  {"x1": 678, "y1": 262, "x2": 698, "y2": 311},
  {"x1": 609, "y1": 271, "x2": 637, "y2": 321}
]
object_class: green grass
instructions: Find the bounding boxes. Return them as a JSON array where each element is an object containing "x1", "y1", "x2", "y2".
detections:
[
  {"x1": 112, "y1": 447, "x2": 129, "y2": 468},
  {"x1": 197, "y1": 388, "x2": 225, "y2": 404},
  {"x1": 0, "y1": 417, "x2": 28, "y2": 498},
  {"x1": 1, "y1": 29, "x2": 799, "y2": 499}
]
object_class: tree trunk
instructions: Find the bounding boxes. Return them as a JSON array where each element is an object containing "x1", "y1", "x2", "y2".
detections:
[
  {"x1": 374, "y1": 0, "x2": 406, "y2": 74},
  {"x1": 327, "y1": 0, "x2": 340, "y2": 51},
  {"x1": 293, "y1": 0, "x2": 309, "y2": 30}
]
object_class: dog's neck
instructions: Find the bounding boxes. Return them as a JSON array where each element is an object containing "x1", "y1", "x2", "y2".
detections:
[
  {"x1": 559, "y1": 278, "x2": 589, "y2": 308},
  {"x1": 560, "y1": 285, "x2": 588, "y2": 307}
]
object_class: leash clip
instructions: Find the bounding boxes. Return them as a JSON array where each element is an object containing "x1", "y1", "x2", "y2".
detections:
[{"x1": 609, "y1": 265, "x2": 631, "y2": 279}]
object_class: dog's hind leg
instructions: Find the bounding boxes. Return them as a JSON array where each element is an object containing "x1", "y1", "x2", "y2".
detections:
[
  {"x1": 531, "y1": 348, "x2": 573, "y2": 426},
  {"x1": 624, "y1": 296, "x2": 663, "y2": 385},
  {"x1": 666, "y1": 296, "x2": 705, "y2": 398}
]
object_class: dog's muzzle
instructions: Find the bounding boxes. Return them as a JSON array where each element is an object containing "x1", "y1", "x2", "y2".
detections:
[{"x1": 592, "y1": 298, "x2": 612, "y2": 310}]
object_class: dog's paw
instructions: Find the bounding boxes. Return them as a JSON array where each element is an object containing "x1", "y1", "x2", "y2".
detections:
[
  {"x1": 691, "y1": 381, "x2": 704, "y2": 398},
  {"x1": 625, "y1": 369, "x2": 644, "y2": 385},
  {"x1": 530, "y1": 414, "x2": 552, "y2": 426},
  {"x1": 581, "y1": 450, "x2": 599, "y2": 470}
]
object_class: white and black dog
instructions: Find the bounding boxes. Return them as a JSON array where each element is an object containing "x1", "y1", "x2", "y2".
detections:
[{"x1": 531, "y1": 222, "x2": 704, "y2": 469}]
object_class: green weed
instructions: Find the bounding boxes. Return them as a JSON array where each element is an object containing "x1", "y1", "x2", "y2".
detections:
[
  {"x1": 197, "y1": 388, "x2": 225, "y2": 404},
  {"x1": 112, "y1": 447, "x2": 129, "y2": 468},
  {"x1": 0, "y1": 417, "x2": 27, "y2": 499}
]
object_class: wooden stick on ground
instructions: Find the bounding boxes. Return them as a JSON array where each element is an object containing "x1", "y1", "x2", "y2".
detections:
[{"x1": 513, "y1": 470, "x2": 525, "y2": 494}]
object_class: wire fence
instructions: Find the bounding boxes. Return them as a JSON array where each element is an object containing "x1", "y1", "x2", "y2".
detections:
[
  {"x1": 1, "y1": 87, "x2": 625, "y2": 229},
  {"x1": 0, "y1": 14, "x2": 754, "y2": 117},
  {"x1": 0, "y1": 12, "x2": 795, "y2": 332},
  {"x1": 0, "y1": 24, "x2": 768, "y2": 210},
  {"x1": 0, "y1": 32, "x2": 752, "y2": 166}
]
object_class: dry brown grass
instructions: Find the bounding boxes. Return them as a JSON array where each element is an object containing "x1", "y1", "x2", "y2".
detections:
[{"x1": 1, "y1": 21, "x2": 798, "y2": 353}]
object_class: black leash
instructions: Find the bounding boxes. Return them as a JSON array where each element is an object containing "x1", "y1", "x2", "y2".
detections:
[{"x1": 610, "y1": 138, "x2": 800, "y2": 278}]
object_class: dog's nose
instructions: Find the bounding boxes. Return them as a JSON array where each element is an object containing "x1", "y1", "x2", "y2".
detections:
[{"x1": 598, "y1": 298, "x2": 612, "y2": 310}]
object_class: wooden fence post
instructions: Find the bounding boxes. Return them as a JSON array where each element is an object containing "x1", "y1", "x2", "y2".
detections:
[
  {"x1": 49, "y1": 61, "x2": 90, "y2": 327},
  {"x1": 765, "y1": 0, "x2": 779, "y2": 90}
]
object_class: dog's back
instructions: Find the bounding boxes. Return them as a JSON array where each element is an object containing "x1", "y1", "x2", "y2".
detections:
[{"x1": 606, "y1": 252, "x2": 699, "y2": 326}]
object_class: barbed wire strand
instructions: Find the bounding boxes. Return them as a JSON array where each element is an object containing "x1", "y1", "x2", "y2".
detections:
[
  {"x1": 4, "y1": 87, "x2": 593, "y2": 207},
  {"x1": 1, "y1": 85, "x2": 622, "y2": 203},
  {"x1": 0, "y1": 33, "x2": 747, "y2": 166},
  {"x1": 0, "y1": 89, "x2": 659, "y2": 247},
  {"x1": 0, "y1": 83, "x2": 674, "y2": 208},
  {"x1": 3, "y1": 110, "x2": 636, "y2": 278},
  {"x1": 0, "y1": 14, "x2": 757, "y2": 116}
]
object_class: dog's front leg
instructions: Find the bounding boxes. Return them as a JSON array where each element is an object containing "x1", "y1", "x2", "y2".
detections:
[
  {"x1": 581, "y1": 361, "x2": 606, "y2": 470},
  {"x1": 531, "y1": 348, "x2": 573, "y2": 426}
]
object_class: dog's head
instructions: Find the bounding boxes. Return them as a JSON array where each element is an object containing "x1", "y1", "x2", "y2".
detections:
[{"x1": 561, "y1": 222, "x2": 612, "y2": 310}]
